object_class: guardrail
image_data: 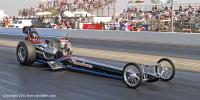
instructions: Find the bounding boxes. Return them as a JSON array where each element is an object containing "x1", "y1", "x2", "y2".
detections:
[{"x1": 0, "y1": 27, "x2": 200, "y2": 46}]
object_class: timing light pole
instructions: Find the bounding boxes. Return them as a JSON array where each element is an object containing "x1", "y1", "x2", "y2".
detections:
[{"x1": 171, "y1": 0, "x2": 174, "y2": 32}]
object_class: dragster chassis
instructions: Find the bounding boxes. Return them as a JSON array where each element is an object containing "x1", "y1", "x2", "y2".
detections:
[
  {"x1": 36, "y1": 56, "x2": 176, "y2": 89},
  {"x1": 16, "y1": 26, "x2": 176, "y2": 89}
]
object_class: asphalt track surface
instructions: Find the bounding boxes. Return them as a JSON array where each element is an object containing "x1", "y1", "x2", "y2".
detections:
[
  {"x1": 0, "y1": 46, "x2": 200, "y2": 100},
  {"x1": 0, "y1": 34, "x2": 200, "y2": 100},
  {"x1": 0, "y1": 34, "x2": 200, "y2": 60}
]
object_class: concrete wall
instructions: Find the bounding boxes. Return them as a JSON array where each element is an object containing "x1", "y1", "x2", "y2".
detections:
[{"x1": 0, "y1": 27, "x2": 200, "y2": 46}]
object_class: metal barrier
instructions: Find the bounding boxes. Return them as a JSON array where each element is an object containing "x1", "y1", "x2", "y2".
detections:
[
  {"x1": 147, "y1": 16, "x2": 200, "y2": 33},
  {"x1": 174, "y1": 18, "x2": 200, "y2": 33},
  {"x1": 0, "y1": 27, "x2": 200, "y2": 46}
]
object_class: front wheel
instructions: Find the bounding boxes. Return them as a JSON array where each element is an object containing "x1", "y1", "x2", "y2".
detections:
[
  {"x1": 156, "y1": 58, "x2": 176, "y2": 81},
  {"x1": 123, "y1": 63, "x2": 143, "y2": 89}
]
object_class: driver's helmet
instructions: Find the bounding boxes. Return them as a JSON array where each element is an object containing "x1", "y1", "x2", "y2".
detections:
[
  {"x1": 31, "y1": 32, "x2": 38, "y2": 39},
  {"x1": 29, "y1": 26, "x2": 38, "y2": 39}
]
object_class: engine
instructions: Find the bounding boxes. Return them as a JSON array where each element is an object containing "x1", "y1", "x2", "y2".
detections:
[{"x1": 35, "y1": 37, "x2": 72, "y2": 60}]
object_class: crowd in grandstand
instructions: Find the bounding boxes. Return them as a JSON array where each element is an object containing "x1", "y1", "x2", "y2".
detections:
[
  {"x1": 18, "y1": 0, "x2": 116, "y2": 17},
  {"x1": 113, "y1": 4, "x2": 200, "y2": 32}
]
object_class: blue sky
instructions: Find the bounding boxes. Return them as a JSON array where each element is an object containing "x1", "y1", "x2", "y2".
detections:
[{"x1": 0, "y1": 0, "x2": 200, "y2": 16}]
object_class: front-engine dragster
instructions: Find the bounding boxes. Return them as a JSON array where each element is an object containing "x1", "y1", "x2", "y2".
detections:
[{"x1": 16, "y1": 26, "x2": 176, "y2": 89}]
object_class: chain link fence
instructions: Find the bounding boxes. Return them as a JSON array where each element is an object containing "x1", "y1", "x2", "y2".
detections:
[{"x1": 135, "y1": 3, "x2": 200, "y2": 33}]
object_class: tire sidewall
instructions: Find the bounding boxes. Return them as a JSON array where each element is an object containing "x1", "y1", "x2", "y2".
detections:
[
  {"x1": 123, "y1": 63, "x2": 143, "y2": 89},
  {"x1": 157, "y1": 58, "x2": 176, "y2": 81},
  {"x1": 16, "y1": 41, "x2": 36, "y2": 66}
]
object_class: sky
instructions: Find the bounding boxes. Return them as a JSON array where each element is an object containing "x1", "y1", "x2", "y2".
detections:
[
  {"x1": 0, "y1": 0, "x2": 200, "y2": 16},
  {"x1": 0, "y1": 0, "x2": 40, "y2": 16}
]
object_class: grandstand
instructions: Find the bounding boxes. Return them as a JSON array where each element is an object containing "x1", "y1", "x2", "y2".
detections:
[
  {"x1": 60, "y1": 0, "x2": 117, "y2": 17},
  {"x1": 63, "y1": 0, "x2": 117, "y2": 17},
  {"x1": 91, "y1": 0, "x2": 117, "y2": 17},
  {"x1": 18, "y1": 0, "x2": 200, "y2": 17},
  {"x1": 18, "y1": 0, "x2": 118, "y2": 17}
]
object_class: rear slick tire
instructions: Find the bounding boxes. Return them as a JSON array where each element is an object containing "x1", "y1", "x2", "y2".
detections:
[{"x1": 16, "y1": 41, "x2": 36, "y2": 66}]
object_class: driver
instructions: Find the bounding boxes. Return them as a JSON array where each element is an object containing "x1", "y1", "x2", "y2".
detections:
[{"x1": 29, "y1": 26, "x2": 39, "y2": 40}]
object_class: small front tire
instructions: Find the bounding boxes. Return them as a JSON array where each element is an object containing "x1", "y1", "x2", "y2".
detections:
[
  {"x1": 123, "y1": 63, "x2": 143, "y2": 89},
  {"x1": 156, "y1": 58, "x2": 176, "y2": 81}
]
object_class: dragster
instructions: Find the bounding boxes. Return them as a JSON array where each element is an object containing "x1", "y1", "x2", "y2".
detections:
[{"x1": 16, "y1": 26, "x2": 176, "y2": 89}]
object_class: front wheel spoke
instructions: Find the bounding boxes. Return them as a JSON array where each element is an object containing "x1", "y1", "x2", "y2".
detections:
[
  {"x1": 160, "y1": 68, "x2": 165, "y2": 76},
  {"x1": 127, "y1": 76, "x2": 131, "y2": 80},
  {"x1": 131, "y1": 78, "x2": 135, "y2": 85},
  {"x1": 165, "y1": 67, "x2": 169, "y2": 71},
  {"x1": 134, "y1": 78, "x2": 138, "y2": 84},
  {"x1": 163, "y1": 70, "x2": 169, "y2": 78},
  {"x1": 132, "y1": 79, "x2": 136, "y2": 85},
  {"x1": 128, "y1": 78, "x2": 133, "y2": 84},
  {"x1": 130, "y1": 68, "x2": 135, "y2": 74},
  {"x1": 135, "y1": 73, "x2": 140, "y2": 80}
]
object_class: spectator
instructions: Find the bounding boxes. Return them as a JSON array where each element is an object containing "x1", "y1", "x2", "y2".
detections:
[
  {"x1": 197, "y1": 6, "x2": 200, "y2": 14},
  {"x1": 179, "y1": 6, "x2": 182, "y2": 12}
]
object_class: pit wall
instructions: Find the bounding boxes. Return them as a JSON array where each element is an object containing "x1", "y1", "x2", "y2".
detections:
[{"x1": 0, "y1": 27, "x2": 200, "y2": 46}]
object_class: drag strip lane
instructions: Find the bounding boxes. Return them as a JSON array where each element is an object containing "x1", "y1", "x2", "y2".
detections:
[
  {"x1": 0, "y1": 46, "x2": 200, "y2": 100},
  {"x1": 0, "y1": 38, "x2": 200, "y2": 72}
]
